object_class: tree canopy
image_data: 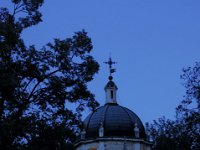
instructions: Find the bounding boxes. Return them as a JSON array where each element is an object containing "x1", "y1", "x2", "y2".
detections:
[
  {"x1": 0, "y1": 1, "x2": 99, "y2": 149},
  {"x1": 146, "y1": 62, "x2": 200, "y2": 150}
]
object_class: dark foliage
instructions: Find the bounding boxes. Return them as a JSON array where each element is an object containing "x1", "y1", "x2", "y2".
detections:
[
  {"x1": 146, "y1": 62, "x2": 200, "y2": 150},
  {"x1": 0, "y1": 1, "x2": 99, "y2": 149}
]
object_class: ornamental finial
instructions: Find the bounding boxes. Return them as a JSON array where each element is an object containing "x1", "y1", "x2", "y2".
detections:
[{"x1": 104, "y1": 56, "x2": 116, "y2": 79}]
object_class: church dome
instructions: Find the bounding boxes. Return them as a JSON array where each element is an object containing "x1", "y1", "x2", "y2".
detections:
[
  {"x1": 82, "y1": 57, "x2": 146, "y2": 140},
  {"x1": 75, "y1": 58, "x2": 152, "y2": 150},
  {"x1": 83, "y1": 103, "x2": 146, "y2": 139}
]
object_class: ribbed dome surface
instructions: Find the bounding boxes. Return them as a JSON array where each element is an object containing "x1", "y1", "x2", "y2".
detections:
[{"x1": 84, "y1": 103, "x2": 146, "y2": 139}]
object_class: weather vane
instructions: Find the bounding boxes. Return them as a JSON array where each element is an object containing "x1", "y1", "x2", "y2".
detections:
[{"x1": 104, "y1": 57, "x2": 117, "y2": 77}]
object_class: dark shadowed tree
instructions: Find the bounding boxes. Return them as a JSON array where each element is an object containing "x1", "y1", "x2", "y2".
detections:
[
  {"x1": 0, "y1": 1, "x2": 99, "y2": 149},
  {"x1": 177, "y1": 62, "x2": 200, "y2": 149},
  {"x1": 146, "y1": 62, "x2": 200, "y2": 150}
]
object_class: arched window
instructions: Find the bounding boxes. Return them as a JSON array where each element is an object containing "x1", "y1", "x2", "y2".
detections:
[{"x1": 110, "y1": 90, "x2": 114, "y2": 99}]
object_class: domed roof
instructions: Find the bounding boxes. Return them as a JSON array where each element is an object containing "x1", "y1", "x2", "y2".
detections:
[
  {"x1": 82, "y1": 57, "x2": 146, "y2": 140},
  {"x1": 104, "y1": 78, "x2": 118, "y2": 89},
  {"x1": 83, "y1": 103, "x2": 146, "y2": 139}
]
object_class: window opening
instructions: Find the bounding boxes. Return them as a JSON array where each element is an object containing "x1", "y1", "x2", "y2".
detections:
[{"x1": 110, "y1": 90, "x2": 114, "y2": 99}]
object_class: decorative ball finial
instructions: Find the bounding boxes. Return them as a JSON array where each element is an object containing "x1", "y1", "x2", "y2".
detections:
[{"x1": 109, "y1": 76, "x2": 113, "y2": 81}]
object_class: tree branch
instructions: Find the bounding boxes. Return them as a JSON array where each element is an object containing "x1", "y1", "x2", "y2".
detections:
[
  {"x1": 13, "y1": 2, "x2": 24, "y2": 16},
  {"x1": 27, "y1": 69, "x2": 62, "y2": 102},
  {"x1": 22, "y1": 78, "x2": 35, "y2": 92}
]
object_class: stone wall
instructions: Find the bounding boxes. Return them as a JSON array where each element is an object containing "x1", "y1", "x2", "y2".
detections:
[{"x1": 75, "y1": 138, "x2": 152, "y2": 150}]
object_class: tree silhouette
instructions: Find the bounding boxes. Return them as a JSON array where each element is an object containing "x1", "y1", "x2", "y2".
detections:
[
  {"x1": 147, "y1": 62, "x2": 200, "y2": 150},
  {"x1": 0, "y1": 1, "x2": 99, "y2": 149}
]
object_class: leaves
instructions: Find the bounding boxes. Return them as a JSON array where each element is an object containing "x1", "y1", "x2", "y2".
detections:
[
  {"x1": 0, "y1": 1, "x2": 99, "y2": 149},
  {"x1": 147, "y1": 62, "x2": 200, "y2": 150}
]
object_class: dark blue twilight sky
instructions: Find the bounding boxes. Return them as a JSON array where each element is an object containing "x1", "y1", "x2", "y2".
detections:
[{"x1": 2, "y1": 0, "x2": 200, "y2": 123}]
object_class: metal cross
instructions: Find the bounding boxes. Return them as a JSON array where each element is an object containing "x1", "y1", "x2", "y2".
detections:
[{"x1": 104, "y1": 57, "x2": 116, "y2": 76}]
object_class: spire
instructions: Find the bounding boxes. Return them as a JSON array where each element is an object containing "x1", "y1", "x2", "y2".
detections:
[
  {"x1": 104, "y1": 57, "x2": 118, "y2": 104},
  {"x1": 104, "y1": 56, "x2": 116, "y2": 79}
]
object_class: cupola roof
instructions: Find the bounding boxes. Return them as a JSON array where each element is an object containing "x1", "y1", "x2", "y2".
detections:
[
  {"x1": 83, "y1": 103, "x2": 146, "y2": 139},
  {"x1": 82, "y1": 57, "x2": 147, "y2": 140}
]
